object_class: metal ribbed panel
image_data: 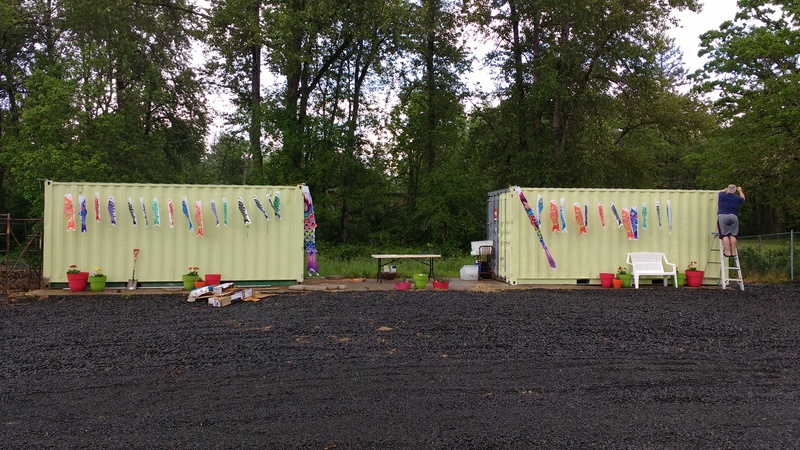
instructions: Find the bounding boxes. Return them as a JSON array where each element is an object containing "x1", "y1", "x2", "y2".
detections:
[
  {"x1": 44, "y1": 181, "x2": 306, "y2": 285},
  {"x1": 494, "y1": 187, "x2": 718, "y2": 284}
]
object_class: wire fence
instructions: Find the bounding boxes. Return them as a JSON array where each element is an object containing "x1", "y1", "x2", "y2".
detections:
[{"x1": 738, "y1": 231, "x2": 796, "y2": 282}]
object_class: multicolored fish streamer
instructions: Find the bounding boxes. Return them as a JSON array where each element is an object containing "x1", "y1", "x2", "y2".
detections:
[
  {"x1": 181, "y1": 197, "x2": 193, "y2": 231},
  {"x1": 237, "y1": 197, "x2": 251, "y2": 226},
  {"x1": 515, "y1": 187, "x2": 557, "y2": 269},
  {"x1": 107, "y1": 196, "x2": 117, "y2": 227},
  {"x1": 140, "y1": 198, "x2": 148, "y2": 227},
  {"x1": 222, "y1": 198, "x2": 228, "y2": 226},
  {"x1": 168, "y1": 199, "x2": 175, "y2": 228},
  {"x1": 79, "y1": 195, "x2": 88, "y2": 234},
  {"x1": 152, "y1": 198, "x2": 160, "y2": 226},
  {"x1": 64, "y1": 194, "x2": 76, "y2": 232},
  {"x1": 211, "y1": 199, "x2": 220, "y2": 227},
  {"x1": 302, "y1": 186, "x2": 319, "y2": 276},
  {"x1": 655, "y1": 201, "x2": 662, "y2": 229},
  {"x1": 127, "y1": 197, "x2": 137, "y2": 226},
  {"x1": 94, "y1": 193, "x2": 101, "y2": 223},
  {"x1": 598, "y1": 203, "x2": 606, "y2": 228},
  {"x1": 573, "y1": 203, "x2": 587, "y2": 236},
  {"x1": 549, "y1": 200, "x2": 560, "y2": 232},
  {"x1": 268, "y1": 192, "x2": 281, "y2": 219},
  {"x1": 559, "y1": 198, "x2": 567, "y2": 233},
  {"x1": 666, "y1": 200, "x2": 672, "y2": 234},
  {"x1": 253, "y1": 195, "x2": 270, "y2": 221},
  {"x1": 642, "y1": 203, "x2": 648, "y2": 229},
  {"x1": 630, "y1": 207, "x2": 639, "y2": 240},
  {"x1": 195, "y1": 201, "x2": 204, "y2": 237},
  {"x1": 621, "y1": 208, "x2": 634, "y2": 240},
  {"x1": 610, "y1": 203, "x2": 622, "y2": 228}
]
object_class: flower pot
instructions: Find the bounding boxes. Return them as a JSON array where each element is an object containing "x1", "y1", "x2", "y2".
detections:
[
  {"x1": 182, "y1": 274, "x2": 199, "y2": 290},
  {"x1": 89, "y1": 275, "x2": 107, "y2": 292},
  {"x1": 612, "y1": 279, "x2": 623, "y2": 289},
  {"x1": 433, "y1": 280, "x2": 449, "y2": 290},
  {"x1": 685, "y1": 270, "x2": 704, "y2": 287},
  {"x1": 412, "y1": 273, "x2": 428, "y2": 290},
  {"x1": 67, "y1": 272, "x2": 89, "y2": 292},
  {"x1": 677, "y1": 272, "x2": 686, "y2": 287},
  {"x1": 395, "y1": 281, "x2": 411, "y2": 291},
  {"x1": 599, "y1": 272, "x2": 615, "y2": 288},
  {"x1": 616, "y1": 273, "x2": 632, "y2": 288},
  {"x1": 194, "y1": 280, "x2": 206, "y2": 288},
  {"x1": 205, "y1": 274, "x2": 222, "y2": 286}
]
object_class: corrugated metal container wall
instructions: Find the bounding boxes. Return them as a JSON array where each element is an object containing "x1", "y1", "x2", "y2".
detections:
[
  {"x1": 44, "y1": 181, "x2": 306, "y2": 286},
  {"x1": 494, "y1": 187, "x2": 719, "y2": 285}
]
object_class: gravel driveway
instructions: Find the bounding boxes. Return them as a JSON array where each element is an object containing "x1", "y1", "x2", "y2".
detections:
[{"x1": 2, "y1": 285, "x2": 799, "y2": 448}]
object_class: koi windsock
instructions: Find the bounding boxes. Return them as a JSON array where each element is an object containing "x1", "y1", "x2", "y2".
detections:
[
  {"x1": 610, "y1": 203, "x2": 622, "y2": 228},
  {"x1": 94, "y1": 193, "x2": 101, "y2": 223},
  {"x1": 107, "y1": 196, "x2": 117, "y2": 227},
  {"x1": 573, "y1": 203, "x2": 587, "y2": 235},
  {"x1": 630, "y1": 207, "x2": 639, "y2": 240},
  {"x1": 168, "y1": 199, "x2": 175, "y2": 228},
  {"x1": 195, "y1": 201, "x2": 204, "y2": 237},
  {"x1": 211, "y1": 199, "x2": 220, "y2": 227},
  {"x1": 181, "y1": 197, "x2": 193, "y2": 231},
  {"x1": 598, "y1": 203, "x2": 606, "y2": 228},
  {"x1": 140, "y1": 197, "x2": 148, "y2": 227},
  {"x1": 621, "y1": 208, "x2": 634, "y2": 240},
  {"x1": 549, "y1": 200, "x2": 560, "y2": 232},
  {"x1": 515, "y1": 187, "x2": 557, "y2": 269},
  {"x1": 79, "y1": 195, "x2": 87, "y2": 234},
  {"x1": 127, "y1": 197, "x2": 137, "y2": 226}
]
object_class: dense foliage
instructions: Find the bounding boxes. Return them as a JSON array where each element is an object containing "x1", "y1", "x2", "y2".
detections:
[{"x1": 1, "y1": 0, "x2": 798, "y2": 251}]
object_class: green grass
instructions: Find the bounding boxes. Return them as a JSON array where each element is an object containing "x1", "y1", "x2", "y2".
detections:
[{"x1": 315, "y1": 254, "x2": 477, "y2": 279}]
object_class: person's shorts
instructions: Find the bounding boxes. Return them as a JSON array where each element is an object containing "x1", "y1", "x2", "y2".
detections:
[{"x1": 717, "y1": 214, "x2": 739, "y2": 237}]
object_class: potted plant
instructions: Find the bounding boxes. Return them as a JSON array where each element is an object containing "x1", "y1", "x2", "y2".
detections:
[
  {"x1": 615, "y1": 266, "x2": 632, "y2": 288},
  {"x1": 66, "y1": 264, "x2": 89, "y2": 292},
  {"x1": 684, "y1": 261, "x2": 704, "y2": 287},
  {"x1": 183, "y1": 266, "x2": 200, "y2": 290},
  {"x1": 194, "y1": 277, "x2": 206, "y2": 289},
  {"x1": 89, "y1": 267, "x2": 107, "y2": 292},
  {"x1": 432, "y1": 277, "x2": 449, "y2": 290},
  {"x1": 394, "y1": 277, "x2": 412, "y2": 291}
]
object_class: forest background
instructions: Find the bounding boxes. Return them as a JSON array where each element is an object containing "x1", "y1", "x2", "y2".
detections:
[{"x1": 1, "y1": 0, "x2": 798, "y2": 257}]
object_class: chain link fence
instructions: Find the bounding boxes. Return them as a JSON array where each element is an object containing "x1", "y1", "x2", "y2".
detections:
[{"x1": 738, "y1": 231, "x2": 796, "y2": 282}]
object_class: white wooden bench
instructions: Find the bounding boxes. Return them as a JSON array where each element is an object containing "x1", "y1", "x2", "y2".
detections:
[{"x1": 626, "y1": 252, "x2": 678, "y2": 289}]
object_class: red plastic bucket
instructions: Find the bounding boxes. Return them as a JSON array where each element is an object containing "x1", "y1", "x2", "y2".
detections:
[
  {"x1": 599, "y1": 273, "x2": 614, "y2": 288},
  {"x1": 205, "y1": 274, "x2": 222, "y2": 286}
]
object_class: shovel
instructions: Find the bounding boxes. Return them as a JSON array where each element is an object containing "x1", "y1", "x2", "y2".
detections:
[{"x1": 127, "y1": 248, "x2": 140, "y2": 290}]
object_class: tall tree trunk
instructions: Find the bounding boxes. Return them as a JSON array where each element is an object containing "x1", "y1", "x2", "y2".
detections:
[
  {"x1": 425, "y1": 0, "x2": 437, "y2": 173},
  {"x1": 509, "y1": 0, "x2": 528, "y2": 155},
  {"x1": 249, "y1": 0, "x2": 263, "y2": 179}
]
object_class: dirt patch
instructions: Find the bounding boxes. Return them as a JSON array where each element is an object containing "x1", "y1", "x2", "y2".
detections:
[{"x1": 2, "y1": 285, "x2": 799, "y2": 448}]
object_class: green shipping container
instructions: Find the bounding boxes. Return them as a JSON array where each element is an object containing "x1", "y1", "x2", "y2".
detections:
[
  {"x1": 43, "y1": 180, "x2": 308, "y2": 288},
  {"x1": 488, "y1": 187, "x2": 719, "y2": 285}
]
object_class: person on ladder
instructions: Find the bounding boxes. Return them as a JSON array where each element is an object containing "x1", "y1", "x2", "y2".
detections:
[{"x1": 717, "y1": 184, "x2": 745, "y2": 257}]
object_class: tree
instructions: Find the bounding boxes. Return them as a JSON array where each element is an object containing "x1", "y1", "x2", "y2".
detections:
[
  {"x1": 693, "y1": 0, "x2": 800, "y2": 232},
  {"x1": 468, "y1": 0, "x2": 702, "y2": 188}
]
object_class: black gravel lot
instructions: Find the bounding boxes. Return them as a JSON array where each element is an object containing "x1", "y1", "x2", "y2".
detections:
[{"x1": 2, "y1": 285, "x2": 799, "y2": 449}]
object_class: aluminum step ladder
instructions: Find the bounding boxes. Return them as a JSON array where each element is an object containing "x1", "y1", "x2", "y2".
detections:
[{"x1": 705, "y1": 232, "x2": 744, "y2": 290}]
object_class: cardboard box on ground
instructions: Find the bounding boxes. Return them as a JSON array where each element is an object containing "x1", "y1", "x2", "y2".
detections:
[{"x1": 187, "y1": 282, "x2": 276, "y2": 307}]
